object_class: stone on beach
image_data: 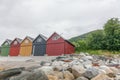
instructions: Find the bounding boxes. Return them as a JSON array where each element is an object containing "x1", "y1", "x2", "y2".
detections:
[
  {"x1": 91, "y1": 73, "x2": 111, "y2": 80},
  {"x1": 71, "y1": 65, "x2": 86, "y2": 78},
  {"x1": 10, "y1": 70, "x2": 48, "y2": 80},
  {"x1": 0, "y1": 67, "x2": 25, "y2": 79},
  {"x1": 35, "y1": 66, "x2": 54, "y2": 75},
  {"x1": 75, "y1": 77, "x2": 88, "y2": 80},
  {"x1": 83, "y1": 67, "x2": 99, "y2": 79}
]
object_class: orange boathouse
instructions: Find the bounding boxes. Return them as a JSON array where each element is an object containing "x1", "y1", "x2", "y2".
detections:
[{"x1": 19, "y1": 36, "x2": 34, "y2": 56}]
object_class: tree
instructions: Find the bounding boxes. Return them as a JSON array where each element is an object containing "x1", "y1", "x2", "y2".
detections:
[
  {"x1": 104, "y1": 18, "x2": 120, "y2": 51},
  {"x1": 86, "y1": 30, "x2": 105, "y2": 50},
  {"x1": 70, "y1": 18, "x2": 120, "y2": 52},
  {"x1": 72, "y1": 40, "x2": 87, "y2": 52}
]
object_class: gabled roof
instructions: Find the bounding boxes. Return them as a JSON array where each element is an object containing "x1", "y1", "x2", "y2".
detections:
[
  {"x1": 48, "y1": 32, "x2": 75, "y2": 47},
  {"x1": 6, "y1": 39, "x2": 12, "y2": 44},
  {"x1": 20, "y1": 36, "x2": 34, "y2": 44},
  {"x1": 47, "y1": 32, "x2": 65, "y2": 41},
  {"x1": 16, "y1": 38, "x2": 22, "y2": 43},
  {"x1": 33, "y1": 34, "x2": 47, "y2": 42},
  {"x1": 39, "y1": 34, "x2": 48, "y2": 41},
  {"x1": 1, "y1": 39, "x2": 12, "y2": 46},
  {"x1": 10, "y1": 38, "x2": 22, "y2": 45},
  {"x1": 26, "y1": 36, "x2": 34, "y2": 42}
]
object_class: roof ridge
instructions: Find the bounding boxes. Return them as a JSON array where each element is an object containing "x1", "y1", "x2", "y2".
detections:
[
  {"x1": 26, "y1": 36, "x2": 34, "y2": 42},
  {"x1": 39, "y1": 34, "x2": 47, "y2": 40}
]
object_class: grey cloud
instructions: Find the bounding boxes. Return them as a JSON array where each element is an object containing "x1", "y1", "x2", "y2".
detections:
[{"x1": 0, "y1": 0, "x2": 120, "y2": 45}]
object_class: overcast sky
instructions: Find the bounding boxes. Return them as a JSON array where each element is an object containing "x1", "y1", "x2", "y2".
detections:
[{"x1": 0, "y1": 0, "x2": 120, "y2": 45}]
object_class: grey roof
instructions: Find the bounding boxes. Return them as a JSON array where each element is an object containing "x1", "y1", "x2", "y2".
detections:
[
  {"x1": 1, "y1": 39, "x2": 12, "y2": 46},
  {"x1": 6, "y1": 39, "x2": 12, "y2": 44},
  {"x1": 26, "y1": 36, "x2": 34, "y2": 42},
  {"x1": 39, "y1": 34, "x2": 48, "y2": 41},
  {"x1": 33, "y1": 34, "x2": 47, "y2": 43},
  {"x1": 16, "y1": 38, "x2": 22, "y2": 43}
]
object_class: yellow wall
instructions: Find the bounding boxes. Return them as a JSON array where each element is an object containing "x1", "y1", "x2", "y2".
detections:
[{"x1": 19, "y1": 38, "x2": 33, "y2": 56}]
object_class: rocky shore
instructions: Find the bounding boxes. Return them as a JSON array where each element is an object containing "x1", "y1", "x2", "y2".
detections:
[{"x1": 0, "y1": 53, "x2": 120, "y2": 80}]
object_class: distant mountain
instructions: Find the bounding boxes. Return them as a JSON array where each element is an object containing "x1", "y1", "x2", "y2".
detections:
[{"x1": 69, "y1": 29, "x2": 103, "y2": 42}]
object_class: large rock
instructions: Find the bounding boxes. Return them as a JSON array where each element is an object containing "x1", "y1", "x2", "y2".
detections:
[
  {"x1": 69, "y1": 60, "x2": 83, "y2": 67},
  {"x1": 83, "y1": 67, "x2": 99, "y2": 79},
  {"x1": 10, "y1": 71, "x2": 32, "y2": 80},
  {"x1": 83, "y1": 60, "x2": 92, "y2": 69},
  {"x1": 71, "y1": 65, "x2": 85, "y2": 78},
  {"x1": 63, "y1": 71, "x2": 74, "y2": 80},
  {"x1": 54, "y1": 71, "x2": 63, "y2": 79},
  {"x1": 107, "y1": 73, "x2": 116, "y2": 78},
  {"x1": 91, "y1": 73, "x2": 111, "y2": 80},
  {"x1": 76, "y1": 77, "x2": 88, "y2": 80},
  {"x1": 25, "y1": 66, "x2": 40, "y2": 72},
  {"x1": 40, "y1": 61, "x2": 52, "y2": 66},
  {"x1": 116, "y1": 73, "x2": 120, "y2": 80},
  {"x1": 81, "y1": 56, "x2": 93, "y2": 61},
  {"x1": 99, "y1": 66, "x2": 113, "y2": 74},
  {"x1": 0, "y1": 67, "x2": 5, "y2": 71},
  {"x1": 47, "y1": 75, "x2": 58, "y2": 80},
  {"x1": 52, "y1": 62, "x2": 69, "y2": 71},
  {"x1": 52, "y1": 61, "x2": 68, "y2": 71},
  {"x1": 47, "y1": 71, "x2": 64, "y2": 79},
  {"x1": 35, "y1": 66, "x2": 53, "y2": 75},
  {"x1": 49, "y1": 71, "x2": 74, "y2": 80},
  {"x1": 0, "y1": 67, "x2": 24, "y2": 79},
  {"x1": 10, "y1": 70, "x2": 48, "y2": 80},
  {"x1": 110, "y1": 67, "x2": 119, "y2": 74}
]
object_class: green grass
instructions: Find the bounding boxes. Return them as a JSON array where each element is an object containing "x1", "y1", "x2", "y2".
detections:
[{"x1": 75, "y1": 50, "x2": 120, "y2": 56}]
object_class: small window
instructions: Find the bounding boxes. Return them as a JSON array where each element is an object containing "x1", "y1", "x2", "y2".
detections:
[
  {"x1": 14, "y1": 41, "x2": 18, "y2": 45},
  {"x1": 25, "y1": 40, "x2": 29, "y2": 44},
  {"x1": 52, "y1": 35, "x2": 60, "y2": 40},
  {"x1": 37, "y1": 38, "x2": 42, "y2": 42}
]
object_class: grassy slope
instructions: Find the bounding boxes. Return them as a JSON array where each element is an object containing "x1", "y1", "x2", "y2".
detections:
[{"x1": 69, "y1": 29, "x2": 103, "y2": 42}]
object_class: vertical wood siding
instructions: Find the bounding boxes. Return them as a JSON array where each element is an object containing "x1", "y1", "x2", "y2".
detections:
[{"x1": 20, "y1": 38, "x2": 33, "y2": 56}]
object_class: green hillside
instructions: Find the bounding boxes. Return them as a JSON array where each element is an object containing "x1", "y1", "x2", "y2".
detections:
[
  {"x1": 69, "y1": 29, "x2": 103, "y2": 42},
  {"x1": 69, "y1": 18, "x2": 120, "y2": 54}
]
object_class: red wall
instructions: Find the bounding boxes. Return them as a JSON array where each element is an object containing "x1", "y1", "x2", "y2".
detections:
[
  {"x1": 65, "y1": 42, "x2": 75, "y2": 54},
  {"x1": 47, "y1": 43, "x2": 64, "y2": 56},
  {"x1": 46, "y1": 33, "x2": 65, "y2": 56},
  {"x1": 9, "y1": 40, "x2": 20, "y2": 56},
  {"x1": 46, "y1": 32, "x2": 75, "y2": 56}
]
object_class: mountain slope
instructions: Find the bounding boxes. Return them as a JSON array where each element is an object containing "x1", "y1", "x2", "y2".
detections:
[{"x1": 69, "y1": 29, "x2": 103, "y2": 42}]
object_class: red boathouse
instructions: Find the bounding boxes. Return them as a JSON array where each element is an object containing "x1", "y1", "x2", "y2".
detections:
[
  {"x1": 9, "y1": 38, "x2": 22, "y2": 56},
  {"x1": 46, "y1": 32, "x2": 75, "y2": 56}
]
